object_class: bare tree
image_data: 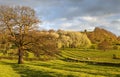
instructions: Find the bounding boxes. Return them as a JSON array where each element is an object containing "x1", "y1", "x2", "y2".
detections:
[
  {"x1": 0, "y1": 5, "x2": 39, "y2": 64},
  {"x1": 25, "y1": 31, "x2": 59, "y2": 58}
]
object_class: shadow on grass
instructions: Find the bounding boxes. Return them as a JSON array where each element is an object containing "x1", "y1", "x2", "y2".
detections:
[
  {"x1": 1, "y1": 60, "x2": 120, "y2": 77},
  {"x1": 0, "y1": 61, "x2": 66, "y2": 77},
  {"x1": 62, "y1": 58, "x2": 120, "y2": 67}
]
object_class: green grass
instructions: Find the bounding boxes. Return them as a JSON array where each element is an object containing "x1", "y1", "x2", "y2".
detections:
[
  {"x1": 60, "y1": 48, "x2": 120, "y2": 63},
  {"x1": 0, "y1": 60, "x2": 20, "y2": 77},
  {"x1": 0, "y1": 59, "x2": 120, "y2": 77},
  {"x1": 0, "y1": 48, "x2": 120, "y2": 77}
]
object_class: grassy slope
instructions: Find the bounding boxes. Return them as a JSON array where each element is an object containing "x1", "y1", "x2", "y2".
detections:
[
  {"x1": 60, "y1": 48, "x2": 120, "y2": 63},
  {"x1": 0, "y1": 49, "x2": 120, "y2": 77},
  {"x1": 0, "y1": 60, "x2": 20, "y2": 77}
]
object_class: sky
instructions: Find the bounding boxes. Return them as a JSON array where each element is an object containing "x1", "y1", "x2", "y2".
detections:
[{"x1": 0, "y1": 0, "x2": 120, "y2": 36}]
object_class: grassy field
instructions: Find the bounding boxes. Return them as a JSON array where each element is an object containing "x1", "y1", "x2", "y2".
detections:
[
  {"x1": 60, "y1": 48, "x2": 120, "y2": 63},
  {"x1": 0, "y1": 48, "x2": 120, "y2": 77}
]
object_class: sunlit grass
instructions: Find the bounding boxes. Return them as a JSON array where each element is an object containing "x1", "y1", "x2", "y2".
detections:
[
  {"x1": 0, "y1": 59, "x2": 120, "y2": 77},
  {"x1": 0, "y1": 49, "x2": 120, "y2": 77},
  {"x1": 0, "y1": 60, "x2": 20, "y2": 77},
  {"x1": 60, "y1": 48, "x2": 120, "y2": 63}
]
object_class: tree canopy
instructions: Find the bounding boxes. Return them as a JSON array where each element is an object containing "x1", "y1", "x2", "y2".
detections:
[{"x1": 0, "y1": 5, "x2": 58, "y2": 64}]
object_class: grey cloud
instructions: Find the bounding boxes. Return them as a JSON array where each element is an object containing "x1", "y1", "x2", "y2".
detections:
[
  {"x1": 1, "y1": 0, "x2": 120, "y2": 19},
  {"x1": 111, "y1": 20, "x2": 120, "y2": 24},
  {"x1": 0, "y1": 0, "x2": 120, "y2": 35}
]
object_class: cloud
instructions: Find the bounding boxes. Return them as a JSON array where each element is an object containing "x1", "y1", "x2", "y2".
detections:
[
  {"x1": 0, "y1": 0, "x2": 120, "y2": 35},
  {"x1": 40, "y1": 14, "x2": 120, "y2": 36},
  {"x1": 80, "y1": 16, "x2": 98, "y2": 22},
  {"x1": 40, "y1": 16, "x2": 97, "y2": 31}
]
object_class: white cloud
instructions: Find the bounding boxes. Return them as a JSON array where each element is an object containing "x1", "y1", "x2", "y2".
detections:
[
  {"x1": 59, "y1": 18, "x2": 67, "y2": 21},
  {"x1": 81, "y1": 16, "x2": 98, "y2": 22},
  {"x1": 39, "y1": 15, "x2": 120, "y2": 36},
  {"x1": 1, "y1": 0, "x2": 120, "y2": 36}
]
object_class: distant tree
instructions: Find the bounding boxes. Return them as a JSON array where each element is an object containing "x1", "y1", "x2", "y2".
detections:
[
  {"x1": 90, "y1": 44, "x2": 97, "y2": 49},
  {"x1": 118, "y1": 36, "x2": 120, "y2": 41},
  {"x1": 86, "y1": 27, "x2": 118, "y2": 45},
  {"x1": 113, "y1": 45, "x2": 118, "y2": 50},
  {"x1": 57, "y1": 30, "x2": 91, "y2": 48},
  {"x1": 57, "y1": 30, "x2": 71, "y2": 48},
  {"x1": 98, "y1": 40, "x2": 111, "y2": 51},
  {"x1": 84, "y1": 29, "x2": 87, "y2": 34},
  {"x1": 67, "y1": 31, "x2": 91, "y2": 48},
  {"x1": 117, "y1": 36, "x2": 120, "y2": 45},
  {"x1": 48, "y1": 29, "x2": 55, "y2": 33}
]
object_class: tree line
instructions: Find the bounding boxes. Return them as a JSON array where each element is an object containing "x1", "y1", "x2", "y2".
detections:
[{"x1": 86, "y1": 27, "x2": 120, "y2": 50}]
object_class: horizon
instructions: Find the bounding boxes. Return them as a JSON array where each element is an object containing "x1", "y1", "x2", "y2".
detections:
[{"x1": 0, "y1": 0, "x2": 120, "y2": 36}]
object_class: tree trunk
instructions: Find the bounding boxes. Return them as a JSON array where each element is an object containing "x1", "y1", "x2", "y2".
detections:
[{"x1": 18, "y1": 47, "x2": 24, "y2": 64}]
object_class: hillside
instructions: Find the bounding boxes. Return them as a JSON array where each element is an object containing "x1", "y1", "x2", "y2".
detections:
[
  {"x1": 117, "y1": 36, "x2": 120, "y2": 43},
  {"x1": 86, "y1": 27, "x2": 118, "y2": 44},
  {"x1": 0, "y1": 48, "x2": 120, "y2": 77}
]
